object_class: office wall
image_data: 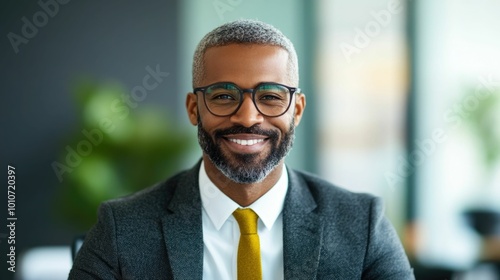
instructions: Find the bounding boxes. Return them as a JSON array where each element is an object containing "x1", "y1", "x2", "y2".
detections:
[{"x1": 1, "y1": 1, "x2": 179, "y2": 279}]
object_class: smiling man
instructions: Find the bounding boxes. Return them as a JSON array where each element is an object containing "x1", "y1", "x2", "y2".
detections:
[{"x1": 70, "y1": 19, "x2": 414, "y2": 279}]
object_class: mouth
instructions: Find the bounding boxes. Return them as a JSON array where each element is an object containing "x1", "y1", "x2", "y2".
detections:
[
  {"x1": 227, "y1": 138, "x2": 265, "y2": 146},
  {"x1": 221, "y1": 134, "x2": 269, "y2": 153}
]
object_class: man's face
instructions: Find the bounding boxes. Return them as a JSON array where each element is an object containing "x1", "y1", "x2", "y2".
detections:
[{"x1": 186, "y1": 44, "x2": 305, "y2": 183}]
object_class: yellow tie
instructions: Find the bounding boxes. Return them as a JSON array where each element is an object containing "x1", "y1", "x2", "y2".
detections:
[{"x1": 233, "y1": 208, "x2": 262, "y2": 280}]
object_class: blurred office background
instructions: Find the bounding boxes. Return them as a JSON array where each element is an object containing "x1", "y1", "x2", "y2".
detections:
[{"x1": 1, "y1": 0, "x2": 499, "y2": 279}]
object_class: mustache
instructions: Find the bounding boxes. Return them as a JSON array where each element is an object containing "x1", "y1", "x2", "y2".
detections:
[{"x1": 213, "y1": 125, "x2": 278, "y2": 139}]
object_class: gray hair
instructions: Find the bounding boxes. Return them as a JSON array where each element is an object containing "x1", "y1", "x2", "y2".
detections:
[{"x1": 192, "y1": 19, "x2": 299, "y2": 87}]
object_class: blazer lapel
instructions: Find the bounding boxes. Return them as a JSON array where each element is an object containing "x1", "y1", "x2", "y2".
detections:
[
  {"x1": 161, "y1": 162, "x2": 204, "y2": 280},
  {"x1": 283, "y1": 169, "x2": 323, "y2": 279}
]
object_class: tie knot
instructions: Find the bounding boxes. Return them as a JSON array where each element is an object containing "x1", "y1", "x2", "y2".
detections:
[{"x1": 233, "y1": 208, "x2": 259, "y2": 234}]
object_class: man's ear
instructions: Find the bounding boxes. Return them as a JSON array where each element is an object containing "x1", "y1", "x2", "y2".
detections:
[
  {"x1": 186, "y1": 93, "x2": 198, "y2": 125},
  {"x1": 293, "y1": 93, "x2": 306, "y2": 126}
]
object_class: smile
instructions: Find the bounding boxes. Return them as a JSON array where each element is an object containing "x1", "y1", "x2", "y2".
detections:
[{"x1": 227, "y1": 138, "x2": 265, "y2": 146}]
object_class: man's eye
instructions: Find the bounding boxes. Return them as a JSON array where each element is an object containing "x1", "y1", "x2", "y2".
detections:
[
  {"x1": 260, "y1": 94, "x2": 282, "y2": 100},
  {"x1": 210, "y1": 92, "x2": 236, "y2": 101},
  {"x1": 212, "y1": 94, "x2": 235, "y2": 100}
]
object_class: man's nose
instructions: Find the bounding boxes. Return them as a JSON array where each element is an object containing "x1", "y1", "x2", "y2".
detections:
[{"x1": 229, "y1": 94, "x2": 264, "y2": 127}]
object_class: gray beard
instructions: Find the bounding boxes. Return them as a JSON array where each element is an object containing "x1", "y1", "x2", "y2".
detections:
[{"x1": 197, "y1": 117, "x2": 295, "y2": 184}]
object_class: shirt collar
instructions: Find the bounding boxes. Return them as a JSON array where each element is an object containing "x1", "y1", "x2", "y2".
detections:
[{"x1": 199, "y1": 160, "x2": 288, "y2": 231}]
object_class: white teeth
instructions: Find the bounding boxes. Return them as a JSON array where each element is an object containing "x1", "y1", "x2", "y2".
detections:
[{"x1": 228, "y1": 138, "x2": 264, "y2": 146}]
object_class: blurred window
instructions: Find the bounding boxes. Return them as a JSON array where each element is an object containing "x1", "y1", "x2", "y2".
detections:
[
  {"x1": 413, "y1": 0, "x2": 500, "y2": 269},
  {"x1": 316, "y1": 0, "x2": 409, "y2": 230}
]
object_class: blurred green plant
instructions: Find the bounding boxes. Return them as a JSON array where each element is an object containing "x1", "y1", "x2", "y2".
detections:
[
  {"x1": 463, "y1": 87, "x2": 500, "y2": 169},
  {"x1": 54, "y1": 80, "x2": 194, "y2": 230}
]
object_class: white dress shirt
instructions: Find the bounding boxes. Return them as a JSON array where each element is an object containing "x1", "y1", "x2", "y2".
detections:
[{"x1": 199, "y1": 161, "x2": 288, "y2": 280}]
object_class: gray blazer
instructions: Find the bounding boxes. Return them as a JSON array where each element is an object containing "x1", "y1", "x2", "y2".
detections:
[{"x1": 69, "y1": 162, "x2": 414, "y2": 279}]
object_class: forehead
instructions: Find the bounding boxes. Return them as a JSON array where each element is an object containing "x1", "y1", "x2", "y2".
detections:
[{"x1": 202, "y1": 44, "x2": 290, "y2": 88}]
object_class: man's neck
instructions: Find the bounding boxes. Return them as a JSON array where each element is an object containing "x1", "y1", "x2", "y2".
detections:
[{"x1": 202, "y1": 155, "x2": 284, "y2": 207}]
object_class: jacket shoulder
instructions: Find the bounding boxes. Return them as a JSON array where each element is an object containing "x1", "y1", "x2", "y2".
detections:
[{"x1": 288, "y1": 169, "x2": 414, "y2": 279}]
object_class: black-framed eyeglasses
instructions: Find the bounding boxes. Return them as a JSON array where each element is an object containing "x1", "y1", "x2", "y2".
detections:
[{"x1": 193, "y1": 82, "x2": 300, "y2": 117}]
